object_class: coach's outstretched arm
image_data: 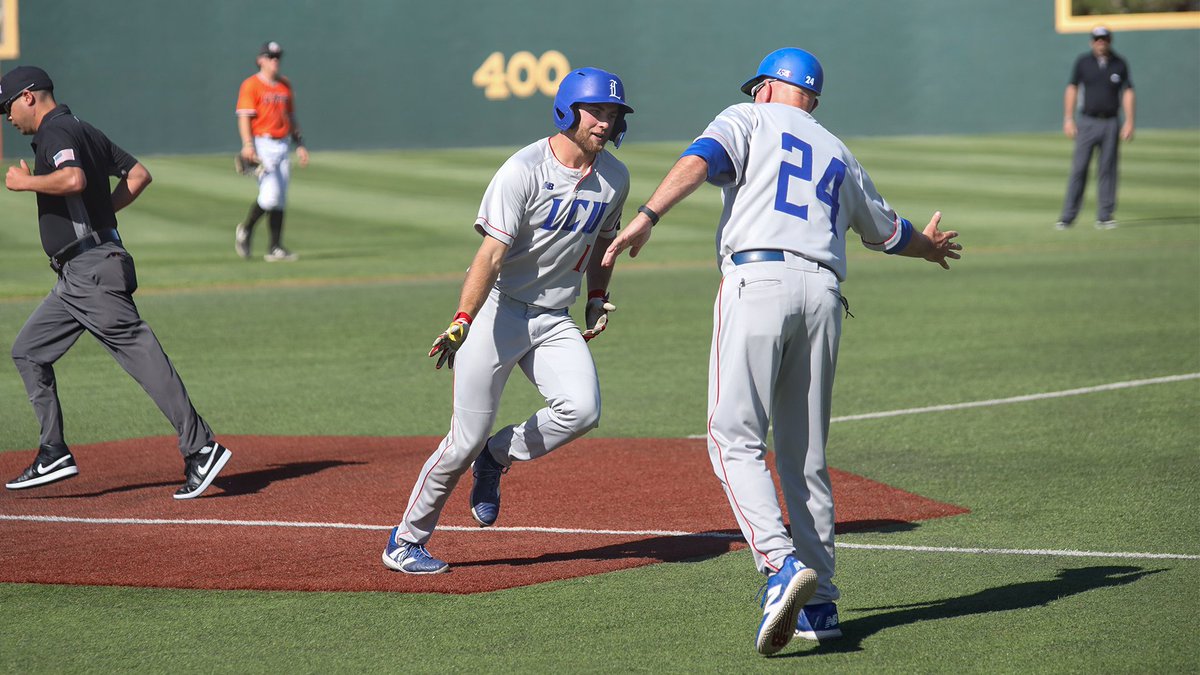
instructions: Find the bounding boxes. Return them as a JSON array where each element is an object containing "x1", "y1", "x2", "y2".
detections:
[
  {"x1": 896, "y1": 211, "x2": 962, "y2": 269},
  {"x1": 602, "y1": 155, "x2": 709, "y2": 266}
]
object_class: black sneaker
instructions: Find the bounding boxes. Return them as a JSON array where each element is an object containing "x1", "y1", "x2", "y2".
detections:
[
  {"x1": 173, "y1": 442, "x2": 232, "y2": 500},
  {"x1": 5, "y1": 444, "x2": 79, "y2": 490}
]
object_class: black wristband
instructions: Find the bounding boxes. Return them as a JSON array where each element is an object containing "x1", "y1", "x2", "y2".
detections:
[
  {"x1": 291, "y1": 133, "x2": 305, "y2": 147},
  {"x1": 637, "y1": 204, "x2": 661, "y2": 226}
]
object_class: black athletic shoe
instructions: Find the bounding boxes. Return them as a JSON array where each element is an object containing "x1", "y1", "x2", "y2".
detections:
[
  {"x1": 173, "y1": 442, "x2": 232, "y2": 500},
  {"x1": 5, "y1": 444, "x2": 79, "y2": 490}
]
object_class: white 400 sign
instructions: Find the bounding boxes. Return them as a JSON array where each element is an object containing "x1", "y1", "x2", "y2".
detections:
[{"x1": 474, "y1": 51, "x2": 570, "y2": 100}]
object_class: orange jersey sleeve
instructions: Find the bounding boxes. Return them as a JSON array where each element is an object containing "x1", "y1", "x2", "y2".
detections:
[{"x1": 236, "y1": 75, "x2": 294, "y2": 139}]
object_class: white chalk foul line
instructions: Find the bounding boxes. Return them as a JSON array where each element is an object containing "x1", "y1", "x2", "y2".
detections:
[
  {"x1": 686, "y1": 373, "x2": 1200, "y2": 438},
  {"x1": 2, "y1": 514, "x2": 1196, "y2": 561},
  {"x1": 829, "y1": 373, "x2": 1200, "y2": 423}
]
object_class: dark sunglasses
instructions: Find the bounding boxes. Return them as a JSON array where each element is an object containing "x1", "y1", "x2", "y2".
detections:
[{"x1": 2, "y1": 88, "x2": 31, "y2": 115}]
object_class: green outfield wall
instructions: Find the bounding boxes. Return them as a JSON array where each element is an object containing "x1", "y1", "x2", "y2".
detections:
[{"x1": 3, "y1": 0, "x2": 1197, "y2": 156}]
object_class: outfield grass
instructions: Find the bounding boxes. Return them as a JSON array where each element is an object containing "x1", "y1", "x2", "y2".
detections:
[{"x1": 1, "y1": 130, "x2": 1198, "y2": 672}]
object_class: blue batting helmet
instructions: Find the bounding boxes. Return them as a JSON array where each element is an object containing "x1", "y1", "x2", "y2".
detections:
[
  {"x1": 741, "y1": 48, "x2": 824, "y2": 97},
  {"x1": 552, "y1": 67, "x2": 634, "y2": 148}
]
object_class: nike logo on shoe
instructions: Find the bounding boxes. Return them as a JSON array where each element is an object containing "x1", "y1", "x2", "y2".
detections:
[
  {"x1": 36, "y1": 456, "x2": 71, "y2": 475},
  {"x1": 195, "y1": 446, "x2": 217, "y2": 477}
]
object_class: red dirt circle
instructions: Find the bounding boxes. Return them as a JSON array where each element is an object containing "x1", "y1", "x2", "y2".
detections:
[{"x1": 0, "y1": 436, "x2": 967, "y2": 594}]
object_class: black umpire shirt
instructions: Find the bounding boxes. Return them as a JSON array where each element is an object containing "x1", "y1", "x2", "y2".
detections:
[
  {"x1": 1069, "y1": 52, "x2": 1133, "y2": 119},
  {"x1": 30, "y1": 104, "x2": 138, "y2": 257}
]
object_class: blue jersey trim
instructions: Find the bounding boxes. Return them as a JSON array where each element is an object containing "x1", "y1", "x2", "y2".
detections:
[
  {"x1": 885, "y1": 218, "x2": 914, "y2": 255},
  {"x1": 682, "y1": 138, "x2": 735, "y2": 186}
]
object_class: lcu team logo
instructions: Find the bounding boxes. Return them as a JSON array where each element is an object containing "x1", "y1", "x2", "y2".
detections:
[
  {"x1": 776, "y1": 68, "x2": 793, "y2": 79},
  {"x1": 609, "y1": 79, "x2": 619, "y2": 98},
  {"x1": 540, "y1": 198, "x2": 609, "y2": 234}
]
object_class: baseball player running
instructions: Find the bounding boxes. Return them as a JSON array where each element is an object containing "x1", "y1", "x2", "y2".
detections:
[
  {"x1": 382, "y1": 68, "x2": 632, "y2": 574},
  {"x1": 234, "y1": 41, "x2": 309, "y2": 262},
  {"x1": 603, "y1": 48, "x2": 961, "y2": 654}
]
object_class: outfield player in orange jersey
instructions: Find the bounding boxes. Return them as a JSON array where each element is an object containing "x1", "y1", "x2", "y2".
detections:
[{"x1": 235, "y1": 41, "x2": 309, "y2": 262}]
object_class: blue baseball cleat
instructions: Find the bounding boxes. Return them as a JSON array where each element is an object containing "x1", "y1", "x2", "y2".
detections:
[
  {"x1": 755, "y1": 555, "x2": 818, "y2": 655},
  {"x1": 795, "y1": 602, "x2": 843, "y2": 641},
  {"x1": 381, "y1": 527, "x2": 448, "y2": 575},
  {"x1": 469, "y1": 445, "x2": 508, "y2": 527}
]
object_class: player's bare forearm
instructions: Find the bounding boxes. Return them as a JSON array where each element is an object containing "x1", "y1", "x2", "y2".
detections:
[
  {"x1": 586, "y1": 236, "x2": 616, "y2": 294},
  {"x1": 1121, "y1": 89, "x2": 1136, "y2": 140},
  {"x1": 456, "y1": 235, "x2": 509, "y2": 318},
  {"x1": 6, "y1": 163, "x2": 85, "y2": 195},
  {"x1": 237, "y1": 116, "x2": 257, "y2": 159},
  {"x1": 111, "y1": 163, "x2": 152, "y2": 212},
  {"x1": 644, "y1": 154, "x2": 709, "y2": 220},
  {"x1": 602, "y1": 155, "x2": 709, "y2": 266},
  {"x1": 1063, "y1": 85, "x2": 1078, "y2": 137}
]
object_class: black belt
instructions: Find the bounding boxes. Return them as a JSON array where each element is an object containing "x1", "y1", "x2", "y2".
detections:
[
  {"x1": 730, "y1": 249, "x2": 838, "y2": 276},
  {"x1": 49, "y1": 229, "x2": 122, "y2": 273},
  {"x1": 1082, "y1": 112, "x2": 1117, "y2": 119}
]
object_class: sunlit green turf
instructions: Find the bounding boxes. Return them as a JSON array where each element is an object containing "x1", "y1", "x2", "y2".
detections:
[{"x1": 1, "y1": 131, "x2": 1197, "y2": 671}]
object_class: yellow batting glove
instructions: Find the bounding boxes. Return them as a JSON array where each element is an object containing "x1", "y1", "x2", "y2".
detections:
[{"x1": 429, "y1": 312, "x2": 472, "y2": 370}]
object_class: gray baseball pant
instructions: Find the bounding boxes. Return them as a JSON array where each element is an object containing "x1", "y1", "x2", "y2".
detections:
[
  {"x1": 11, "y1": 243, "x2": 214, "y2": 457},
  {"x1": 1060, "y1": 115, "x2": 1120, "y2": 223},
  {"x1": 706, "y1": 255, "x2": 843, "y2": 604}
]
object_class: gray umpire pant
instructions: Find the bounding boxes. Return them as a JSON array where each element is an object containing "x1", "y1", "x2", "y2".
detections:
[
  {"x1": 11, "y1": 242, "x2": 213, "y2": 458},
  {"x1": 1060, "y1": 114, "x2": 1120, "y2": 223}
]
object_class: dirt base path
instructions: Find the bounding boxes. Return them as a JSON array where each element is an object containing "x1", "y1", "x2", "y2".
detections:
[{"x1": 0, "y1": 436, "x2": 966, "y2": 593}]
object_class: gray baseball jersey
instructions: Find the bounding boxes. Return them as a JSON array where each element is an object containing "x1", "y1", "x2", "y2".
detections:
[
  {"x1": 395, "y1": 138, "x2": 630, "y2": 546},
  {"x1": 701, "y1": 102, "x2": 908, "y2": 278},
  {"x1": 697, "y1": 101, "x2": 911, "y2": 603},
  {"x1": 476, "y1": 138, "x2": 627, "y2": 309}
]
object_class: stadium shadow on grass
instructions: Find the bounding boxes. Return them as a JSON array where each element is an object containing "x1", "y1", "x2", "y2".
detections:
[{"x1": 785, "y1": 565, "x2": 1165, "y2": 655}]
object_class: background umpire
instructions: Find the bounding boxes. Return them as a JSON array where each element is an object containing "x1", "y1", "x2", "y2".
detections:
[
  {"x1": 2, "y1": 66, "x2": 233, "y2": 499},
  {"x1": 1056, "y1": 26, "x2": 1135, "y2": 230}
]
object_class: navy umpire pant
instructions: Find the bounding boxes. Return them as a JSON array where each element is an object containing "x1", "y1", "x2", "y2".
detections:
[
  {"x1": 1060, "y1": 114, "x2": 1120, "y2": 224},
  {"x1": 11, "y1": 242, "x2": 214, "y2": 457}
]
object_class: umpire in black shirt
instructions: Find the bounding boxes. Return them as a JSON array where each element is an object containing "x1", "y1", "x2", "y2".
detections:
[
  {"x1": 1056, "y1": 26, "x2": 1136, "y2": 230},
  {"x1": 2, "y1": 66, "x2": 232, "y2": 498}
]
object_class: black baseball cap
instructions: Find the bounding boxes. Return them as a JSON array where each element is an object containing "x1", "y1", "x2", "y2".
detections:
[
  {"x1": 1091, "y1": 27, "x2": 1112, "y2": 40},
  {"x1": 0, "y1": 66, "x2": 54, "y2": 108},
  {"x1": 259, "y1": 41, "x2": 284, "y2": 57}
]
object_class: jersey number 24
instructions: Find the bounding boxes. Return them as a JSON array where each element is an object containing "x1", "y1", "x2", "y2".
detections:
[{"x1": 773, "y1": 133, "x2": 847, "y2": 236}]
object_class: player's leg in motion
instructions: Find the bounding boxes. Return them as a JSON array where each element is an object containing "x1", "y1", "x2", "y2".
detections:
[
  {"x1": 771, "y1": 267, "x2": 843, "y2": 604},
  {"x1": 266, "y1": 151, "x2": 291, "y2": 252},
  {"x1": 252, "y1": 137, "x2": 294, "y2": 259},
  {"x1": 708, "y1": 262, "x2": 821, "y2": 654},
  {"x1": 395, "y1": 294, "x2": 521, "y2": 544},
  {"x1": 705, "y1": 265, "x2": 795, "y2": 574},
  {"x1": 11, "y1": 290, "x2": 87, "y2": 450},
  {"x1": 58, "y1": 248, "x2": 215, "y2": 456},
  {"x1": 471, "y1": 305, "x2": 600, "y2": 524}
]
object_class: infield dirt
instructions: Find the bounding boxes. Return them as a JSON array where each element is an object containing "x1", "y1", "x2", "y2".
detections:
[{"x1": 0, "y1": 436, "x2": 967, "y2": 593}]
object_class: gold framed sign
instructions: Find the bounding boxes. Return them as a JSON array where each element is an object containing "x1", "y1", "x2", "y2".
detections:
[{"x1": 1056, "y1": 0, "x2": 1200, "y2": 32}]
